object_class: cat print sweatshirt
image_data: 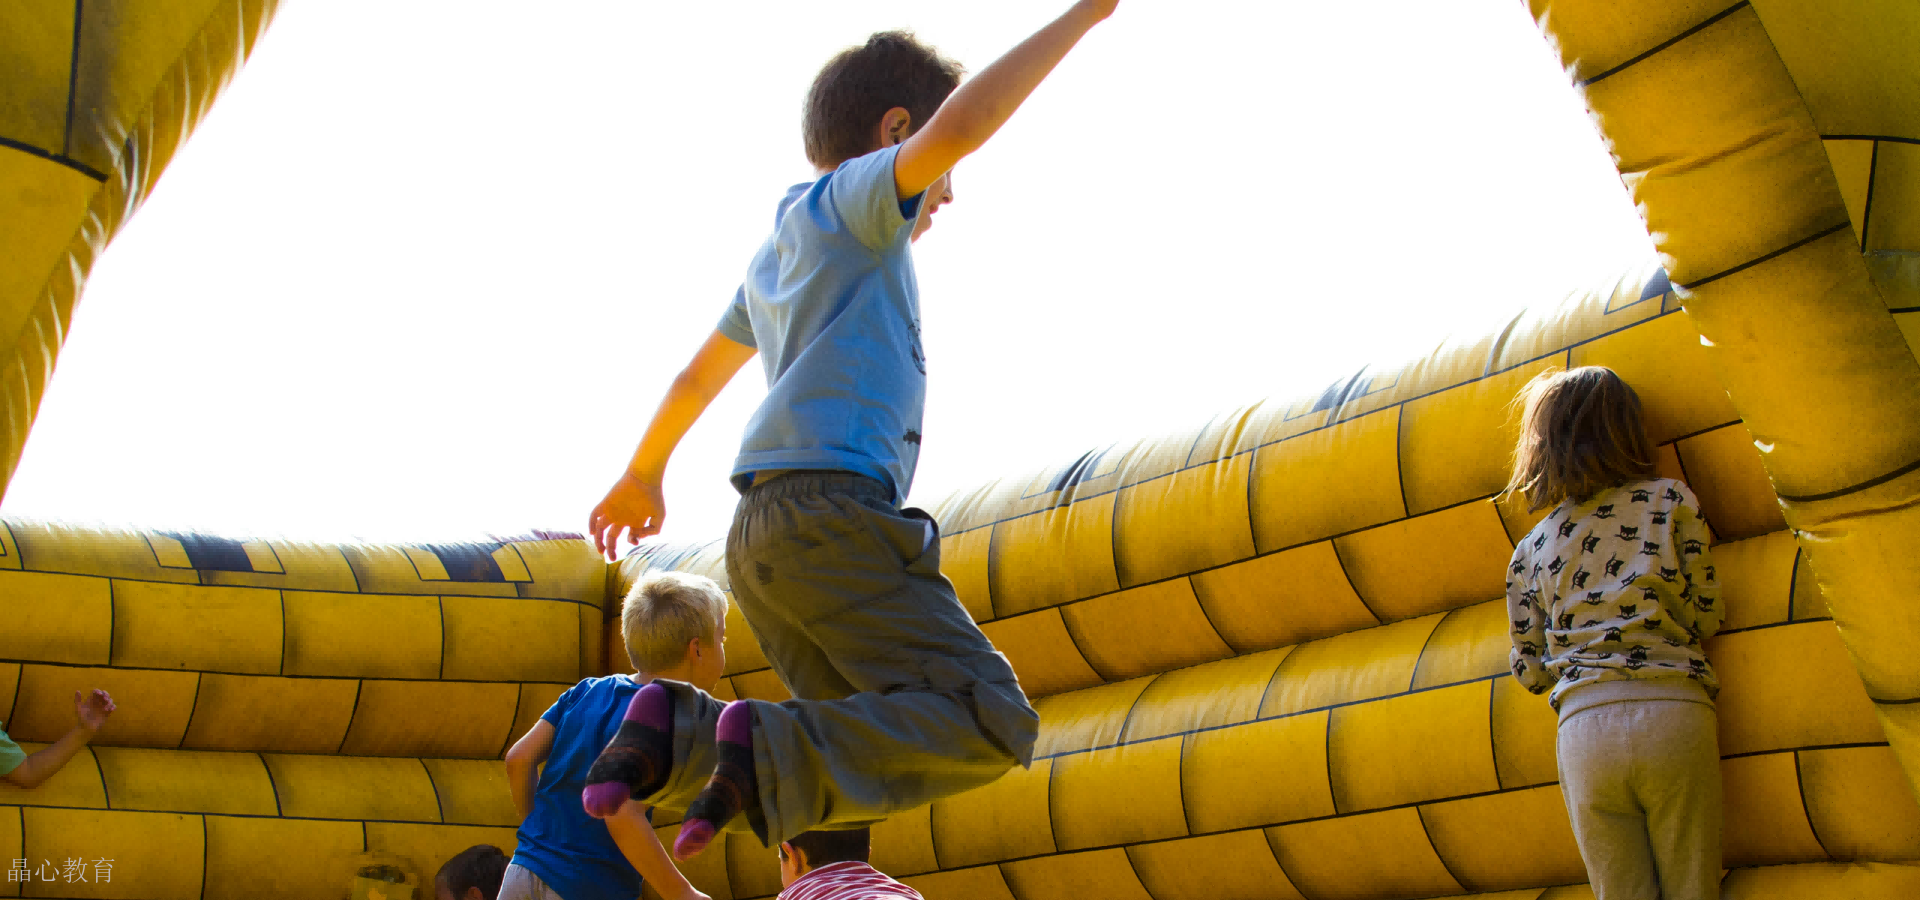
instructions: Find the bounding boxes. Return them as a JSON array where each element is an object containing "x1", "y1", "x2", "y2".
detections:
[{"x1": 1506, "y1": 478, "x2": 1722, "y2": 715}]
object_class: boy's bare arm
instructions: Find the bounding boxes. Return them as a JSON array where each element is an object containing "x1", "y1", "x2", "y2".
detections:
[
  {"x1": 894, "y1": 0, "x2": 1118, "y2": 199},
  {"x1": 2, "y1": 690, "x2": 114, "y2": 789},
  {"x1": 590, "y1": 330, "x2": 757, "y2": 557},
  {"x1": 504, "y1": 720, "x2": 556, "y2": 820},
  {"x1": 606, "y1": 805, "x2": 709, "y2": 900}
]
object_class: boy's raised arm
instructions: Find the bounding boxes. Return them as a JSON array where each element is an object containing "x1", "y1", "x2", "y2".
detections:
[
  {"x1": 591, "y1": 330, "x2": 757, "y2": 557},
  {"x1": 893, "y1": 0, "x2": 1118, "y2": 200}
]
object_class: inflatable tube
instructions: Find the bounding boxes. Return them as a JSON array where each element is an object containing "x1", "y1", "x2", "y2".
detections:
[
  {"x1": 621, "y1": 270, "x2": 1920, "y2": 899},
  {"x1": 1526, "y1": 0, "x2": 1920, "y2": 797},
  {"x1": 0, "y1": 528, "x2": 605, "y2": 898},
  {"x1": 0, "y1": 0, "x2": 279, "y2": 506}
]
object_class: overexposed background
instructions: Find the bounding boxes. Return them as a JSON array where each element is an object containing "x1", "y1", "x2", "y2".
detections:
[{"x1": 4, "y1": 0, "x2": 1655, "y2": 544}]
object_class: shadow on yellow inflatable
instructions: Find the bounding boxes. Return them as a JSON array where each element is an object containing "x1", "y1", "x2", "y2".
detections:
[{"x1": 4, "y1": 1, "x2": 1920, "y2": 898}]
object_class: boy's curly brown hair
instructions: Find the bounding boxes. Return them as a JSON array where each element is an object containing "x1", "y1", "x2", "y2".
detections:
[{"x1": 804, "y1": 31, "x2": 964, "y2": 171}]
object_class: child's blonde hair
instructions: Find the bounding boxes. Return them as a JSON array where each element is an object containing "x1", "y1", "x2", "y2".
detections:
[
  {"x1": 1505, "y1": 366, "x2": 1658, "y2": 511},
  {"x1": 621, "y1": 571, "x2": 728, "y2": 674}
]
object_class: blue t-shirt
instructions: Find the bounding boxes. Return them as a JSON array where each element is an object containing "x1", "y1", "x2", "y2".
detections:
[
  {"x1": 717, "y1": 144, "x2": 928, "y2": 502},
  {"x1": 511, "y1": 675, "x2": 650, "y2": 900}
]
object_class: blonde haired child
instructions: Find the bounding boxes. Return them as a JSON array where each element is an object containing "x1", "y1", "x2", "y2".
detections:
[
  {"x1": 1504, "y1": 366, "x2": 1724, "y2": 900},
  {"x1": 502, "y1": 572, "x2": 729, "y2": 900}
]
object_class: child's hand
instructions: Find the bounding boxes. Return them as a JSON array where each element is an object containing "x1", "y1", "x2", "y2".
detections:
[
  {"x1": 590, "y1": 473, "x2": 668, "y2": 558},
  {"x1": 1075, "y1": 0, "x2": 1118, "y2": 22},
  {"x1": 74, "y1": 689, "x2": 115, "y2": 733}
]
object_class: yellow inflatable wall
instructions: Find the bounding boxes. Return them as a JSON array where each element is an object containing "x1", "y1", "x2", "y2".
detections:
[{"x1": 4, "y1": 2, "x2": 1920, "y2": 899}]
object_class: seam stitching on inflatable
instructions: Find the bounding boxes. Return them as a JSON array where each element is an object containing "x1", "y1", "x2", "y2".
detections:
[
  {"x1": 422, "y1": 758, "x2": 446, "y2": 824},
  {"x1": 1793, "y1": 751, "x2": 1830, "y2": 858},
  {"x1": 1052, "y1": 607, "x2": 1106, "y2": 686},
  {"x1": 1488, "y1": 678, "x2": 1506, "y2": 790},
  {"x1": 1415, "y1": 805, "x2": 1470, "y2": 893},
  {"x1": 61, "y1": 0, "x2": 82, "y2": 157},
  {"x1": 1326, "y1": 540, "x2": 1380, "y2": 625},
  {"x1": 1108, "y1": 469, "x2": 1126, "y2": 590},
  {"x1": 500, "y1": 688, "x2": 526, "y2": 760},
  {"x1": 0, "y1": 657, "x2": 574, "y2": 686},
  {"x1": 1181, "y1": 575, "x2": 1235, "y2": 664},
  {"x1": 1259, "y1": 828, "x2": 1299, "y2": 896},
  {"x1": 1577, "y1": 1, "x2": 1749, "y2": 87},
  {"x1": 1786, "y1": 547, "x2": 1805, "y2": 621},
  {"x1": 88, "y1": 743, "x2": 107, "y2": 808},
  {"x1": 1776, "y1": 452, "x2": 1920, "y2": 504},
  {"x1": 1407, "y1": 611, "x2": 1447, "y2": 692},
  {"x1": 178, "y1": 672, "x2": 202, "y2": 749},
  {"x1": 1323, "y1": 706, "x2": 1339, "y2": 815},
  {"x1": 1029, "y1": 616, "x2": 1828, "y2": 762},
  {"x1": 1393, "y1": 405, "x2": 1412, "y2": 519},
  {"x1": 336, "y1": 680, "x2": 362, "y2": 754},
  {"x1": 1723, "y1": 742, "x2": 1885, "y2": 760},
  {"x1": 1675, "y1": 221, "x2": 1850, "y2": 291},
  {"x1": 1872, "y1": 696, "x2": 1920, "y2": 706},
  {"x1": 104, "y1": 578, "x2": 115, "y2": 666},
  {"x1": 200, "y1": 813, "x2": 209, "y2": 898},
  {"x1": 0, "y1": 570, "x2": 600, "y2": 610},
  {"x1": 1119, "y1": 843, "x2": 1151, "y2": 894},
  {"x1": 437, "y1": 596, "x2": 447, "y2": 681},
  {"x1": 1043, "y1": 673, "x2": 1503, "y2": 763},
  {"x1": 1176, "y1": 730, "x2": 1196, "y2": 838},
  {"x1": 1112, "y1": 677, "x2": 1154, "y2": 745},
  {"x1": 938, "y1": 308, "x2": 1688, "y2": 540},
  {"x1": 260, "y1": 752, "x2": 283, "y2": 817},
  {"x1": 341, "y1": 547, "x2": 363, "y2": 593},
  {"x1": 0, "y1": 749, "x2": 1861, "y2": 841},
  {"x1": 1861, "y1": 140, "x2": 1880, "y2": 251},
  {"x1": 1044, "y1": 749, "x2": 1062, "y2": 856},
  {"x1": 1717, "y1": 617, "x2": 1829, "y2": 637},
  {"x1": 0, "y1": 136, "x2": 106, "y2": 180},
  {"x1": 1824, "y1": 134, "x2": 1920, "y2": 146},
  {"x1": 1667, "y1": 418, "x2": 1745, "y2": 447},
  {"x1": 1483, "y1": 309, "x2": 1527, "y2": 377}
]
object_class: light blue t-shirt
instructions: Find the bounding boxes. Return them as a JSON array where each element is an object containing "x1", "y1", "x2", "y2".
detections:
[
  {"x1": 717, "y1": 144, "x2": 928, "y2": 502},
  {"x1": 511, "y1": 675, "x2": 649, "y2": 900}
]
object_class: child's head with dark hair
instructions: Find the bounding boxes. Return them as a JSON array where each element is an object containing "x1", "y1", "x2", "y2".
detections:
[
  {"x1": 777, "y1": 827, "x2": 872, "y2": 886},
  {"x1": 434, "y1": 844, "x2": 508, "y2": 900},
  {"x1": 804, "y1": 31, "x2": 964, "y2": 171},
  {"x1": 1505, "y1": 366, "x2": 1658, "y2": 511}
]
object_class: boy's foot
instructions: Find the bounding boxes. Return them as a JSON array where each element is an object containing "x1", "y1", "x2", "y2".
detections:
[
  {"x1": 582, "y1": 682, "x2": 674, "y2": 818},
  {"x1": 673, "y1": 700, "x2": 760, "y2": 860}
]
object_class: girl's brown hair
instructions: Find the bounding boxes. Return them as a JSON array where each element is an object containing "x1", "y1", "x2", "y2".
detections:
[{"x1": 1504, "y1": 366, "x2": 1658, "y2": 511}]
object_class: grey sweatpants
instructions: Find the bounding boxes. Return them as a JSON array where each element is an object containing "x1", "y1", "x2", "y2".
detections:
[
  {"x1": 496, "y1": 864, "x2": 564, "y2": 900},
  {"x1": 1557, "y1": 699, "x2": 1722, "y2": 900},
  {"x1": 643, "y1": 472, "x2": 1039, "y2": 846}
]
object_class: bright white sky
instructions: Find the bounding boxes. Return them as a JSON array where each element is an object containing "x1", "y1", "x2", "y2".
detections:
[{"x1": 5, "y1": 0, "x2": 1655, "y2": 545}]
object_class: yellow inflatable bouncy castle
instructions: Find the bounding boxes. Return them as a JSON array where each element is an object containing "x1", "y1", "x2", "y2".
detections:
[{"x1": 4, "y1": 1, "x2": 1920, "y2": 898}]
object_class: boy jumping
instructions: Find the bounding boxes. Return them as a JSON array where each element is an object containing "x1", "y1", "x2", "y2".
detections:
[{"x1": 585, "y1": 0, "x2": 1120, "y2": 859}]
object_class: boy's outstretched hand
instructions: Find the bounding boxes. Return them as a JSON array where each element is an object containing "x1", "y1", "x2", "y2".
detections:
[
  {"x1": 892, "y1": 0, "x2": 1121, "y2": 199},
  {"x1": 591, "y1": 474, "x2": 667, "y2": 559},
  {"x1": 1079, "y1": 0, "x2": 1119, "y2": 19},
  {"x1": 75, "y1": 689, "x2": 115, "y2": 733}
]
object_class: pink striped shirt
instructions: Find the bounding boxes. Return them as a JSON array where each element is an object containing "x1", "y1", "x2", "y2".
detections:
[{"x1": 779, "y1": 862, "x2": 924, "y2": 900}]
